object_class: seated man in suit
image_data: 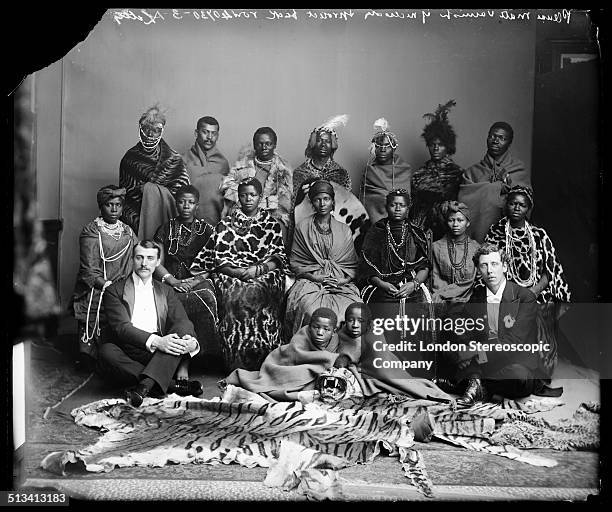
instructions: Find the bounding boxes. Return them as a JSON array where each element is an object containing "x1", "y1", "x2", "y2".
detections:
[
  {"x1": 98, "y1": 240, "x2": 203, "y2": 407},
  {"x1": 440, "y1": 242, "x2": 550, "y2": 406}
]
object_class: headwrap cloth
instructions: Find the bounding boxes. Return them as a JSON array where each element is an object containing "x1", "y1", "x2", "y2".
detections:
[
  {"x1": 371, "y1": 117, "x2": 399, "y2": 151},
  {"x1": 308, "y1": 179, "x2": 335, "y2": 200},
  {"x1": 440, "y1": 200, "x2": 471, "y2": 221},
  {"x1": 97, "y1": 186, "x2": 126, "y2": 207},
  {"x1": 506, "y1": 185, "x2": 534, "y2": 208}
]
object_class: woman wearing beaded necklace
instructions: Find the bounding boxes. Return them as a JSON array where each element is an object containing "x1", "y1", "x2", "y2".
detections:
[
  {"x1": 484, "y1": 185, "x2": 571, "y2": 378},
  {"x1": 152, "y1": 185, "x2": 218, "y2": 359},
  {"x1": 192, "y1": 177, "x2": 286, "y2": 372},
  {"x1": 359, "y1": 190, "x2": 434, "y2": 375},
  {"x1": 431, "y1": 201, "x2": 480, "y2": 304},
  {"x1": 220, "y1": 127, "x2": 293, "y2": 244},
  {"x1": 285, "y1": 179, "x2": 361, "y2": 339},
  {"x1": 70, "y1": 185, "x2": 138, "y2": 369}
]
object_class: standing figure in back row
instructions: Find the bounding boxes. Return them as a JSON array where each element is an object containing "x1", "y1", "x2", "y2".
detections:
[
  {"x1": 220, "y1": 127, "x2": 293, "y2": 244},
  {"x1": 360, "y1": 117, "x2": 413, "y2": 225},
  {"x1": 410, "y1": 100, "x2": 464, "y2": 242},
  {"x1": 120, "y1": 105, "x2": 190, "y2": 240}
]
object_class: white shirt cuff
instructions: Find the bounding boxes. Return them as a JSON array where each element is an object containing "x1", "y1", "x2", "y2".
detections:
[
  {"x1": 146, "y1": 334, "x2": 160, "y2": 353},
  {"x1": 189, "y1": 339, "x2": 200, "y2": 358}
]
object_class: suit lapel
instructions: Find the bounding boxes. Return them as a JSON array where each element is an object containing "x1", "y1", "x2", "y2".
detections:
[
  {"x1": 153, "y1": 281, "x2": 168, "y2": 335},
  {"x1": 122, "y1": 276, "x2": 135, "y2": 319},
  {"x1": 499, "y1": 281, "x2": 520, "y2": 334}
]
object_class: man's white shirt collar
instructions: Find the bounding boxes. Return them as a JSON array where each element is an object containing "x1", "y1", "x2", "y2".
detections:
[
  {"x1": 132, "y1": 272, "x2": 154, "y2": 289},
  {"x1": 486, "y1": 278, "x2": 507, "y2": 303}
]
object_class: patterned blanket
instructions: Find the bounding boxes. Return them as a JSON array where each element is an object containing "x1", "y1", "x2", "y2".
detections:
[{"x1": 41, "y1": 387, "x2": 599, "y2": 500}]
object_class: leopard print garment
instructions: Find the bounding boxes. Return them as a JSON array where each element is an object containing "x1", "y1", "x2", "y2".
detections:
[{"x1": 192, "y1": 209, "x2": 286, "y2": 372}]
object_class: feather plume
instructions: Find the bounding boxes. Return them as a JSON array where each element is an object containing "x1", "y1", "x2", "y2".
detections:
[
  {"x1": 319, "y1": 114, "x2": 349, "y2": 131},
  {"x1": 423, "y1": 99, "x2": 456, "y2": 124},
  {"x1": 373, "y1": 117, "x2": 389, "y2": 133}
]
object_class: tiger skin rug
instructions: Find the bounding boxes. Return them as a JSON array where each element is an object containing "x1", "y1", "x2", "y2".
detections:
[{"x1": 41, "y1": 386, "x2": 599, "y2": 500}]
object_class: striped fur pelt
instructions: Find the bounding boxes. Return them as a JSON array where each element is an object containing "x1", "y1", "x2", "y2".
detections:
[{"x1": 40, "y1": 388, "x2": 597, "y2": 500}]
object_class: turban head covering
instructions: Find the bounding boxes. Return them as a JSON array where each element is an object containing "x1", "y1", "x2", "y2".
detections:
[
  {"x1": 506, "y1": 185, "x2": 534, "y2": 208},
  {"x1": 371, "y1": 117, "x2": 399, "y2": 150},
  {"x1": 97, "y1": 185, "x2": 126, "y2": 208},
  {"x1": 311, "y1": 307, "x2": 338, "y2": 326},
  {"x1": 441, "y1": 200, "x2": 471, "y2": 221},
  {"x1": 308, "y1": 179, "x2": 335, "y2": 201},
  {"x1": 305, "y1": 114, "x2": 349, "y2": 158}
]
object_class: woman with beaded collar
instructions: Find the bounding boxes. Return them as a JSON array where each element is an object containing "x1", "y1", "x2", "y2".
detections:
[
  {"x1": 153, "y1": 185, "x2": 218, "y2": 359},
  {"x1": 431, "y1": 201, "x2": 480, "y2": 305},
  {"x1": 484, "y1": 185, "x2": 571, "y2": 378},
  {"x1": 193, "y1": 177, "x2": 287, "y2": 372},
  {"x1": 359, "y1": 189, "x2": 435, "y2": 377},
  {"x1": 70, "y1": 185, "x2": 139, "y2": 369},
  {"x1": 220, "y1": 127, "x2": 293, "y2": 244},
  {"x1": 360, "y1": 118, "x2": 413, "y2": 225}
]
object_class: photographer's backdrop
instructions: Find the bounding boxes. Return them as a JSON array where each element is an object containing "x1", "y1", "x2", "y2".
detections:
[{"x1": 28, "y1": 9, "x2": 597, "y2": 308}]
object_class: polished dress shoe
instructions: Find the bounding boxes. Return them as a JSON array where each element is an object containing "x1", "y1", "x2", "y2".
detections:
[
  {"x1": 124, "y1": 383, "x2": 149, "y2": 408},
  {"x1": 168, "y1": 379, "x2": 203, "y2": 397},
  {"x1": 433, "y1": 377, "x2": 461, "y2": 395},
  {"x1": 456, "y1": 376, "x2": 486, "y2": 407}
]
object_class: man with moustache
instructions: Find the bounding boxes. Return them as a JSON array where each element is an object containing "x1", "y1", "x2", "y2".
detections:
[
  {"x1": 458, "y1": 122, "x2": 530, "y2": 242},
  {"x1": 182, "y1": 116, "x2": 230, "y2": 225},
  {"x1": 439, "y1": 242, "x2": 556, "y2": 406},
  {"x1": 98, "y1": 240, "x2": 202, "y2": 407}
]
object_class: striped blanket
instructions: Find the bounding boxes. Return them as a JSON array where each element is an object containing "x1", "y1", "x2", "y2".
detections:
[{"x1": 41, "y1": 387, "x2": 598, "y2": 500}]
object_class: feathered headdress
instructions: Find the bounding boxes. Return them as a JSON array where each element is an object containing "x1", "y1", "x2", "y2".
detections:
[
  {"x1": 421, "y1": 99, "x2": 458, "y2": 155},
  {"x1": 316, "y1": 114, "x2": 349, "y2": 138},
  {"x1": 371, "y1": 117, "x2": 398, "y2": 153}
]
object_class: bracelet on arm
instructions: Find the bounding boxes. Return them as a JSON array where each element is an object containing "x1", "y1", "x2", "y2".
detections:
[
  {"x1": 161, "y1": 273, "x2": 172, "y2": 284},
  {"x1": 413, "y1": 277, "x2": 420, "y2": 292}
]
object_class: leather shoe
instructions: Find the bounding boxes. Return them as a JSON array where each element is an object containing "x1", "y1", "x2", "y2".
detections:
[
  {"x1": 457, "y1": 376, "x2": 486, "y2": 407},
  {"x1": 168, "y1": 379, "x2": 203, "y2": 397},
  {"x1": 433, "y1": 377, "x2": 461, "y2": 395},
  {"x1": 124, "y1": 383, "x2": 149, "y2": 408}
]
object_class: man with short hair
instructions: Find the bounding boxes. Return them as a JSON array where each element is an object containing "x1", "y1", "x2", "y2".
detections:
[
  {"x1": 182, "y1": 116, "x2": 230, "y2": 225},
  {"x1": 458, "y1": 122, "x2": 530, "y2": 242},
  {"x1": 99, "y1": 240, "x2": 203, "y2": 407},
  {"x1": 441, "y1": 243, "x2": 555, "y2": 406}
]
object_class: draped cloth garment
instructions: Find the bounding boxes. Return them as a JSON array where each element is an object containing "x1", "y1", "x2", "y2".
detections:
[
  {"x1": 285, "y1": 215, "x2": 361, "y2": 339},
  {"x1": 459, "y1": 152, "x2": 529, "y2": 243},
  {"x1": 192, "y1": 208, "x2": 287, "y2": 372},
  {"x1": 431, "y1": 234, "x2": 480, "y2": 304},
  {"x1": 154, "y1": 218, "x2": 218, "y2": 355},
  {"x1": 224, "y1": 326, "x2": 341, "y2": 402},
  {"x1": 70, "y1": 219, "x2": 138, "y2": 360},
  {"x1": 183, "y1": 143, "x2": 230, "y2": 225},
  {"x1": 360, "y1": 155, "x2": 413, "y2": 225},
  {"x1": 119, "y1": 139, "x2": 190, "y2": 238}
]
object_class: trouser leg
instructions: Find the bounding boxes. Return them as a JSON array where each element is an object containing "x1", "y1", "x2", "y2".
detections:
[
  {"x1": 97, "y1": 343, "x2": 149, "y2": 387},
  {"x1": 140, "y1": 352, "x2": 189, "y2": 393},
  {"x1": 483, "y1": 363, "x2": 541, "y2": 399}
]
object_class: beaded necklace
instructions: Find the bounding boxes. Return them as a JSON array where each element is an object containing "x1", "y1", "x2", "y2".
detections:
[
  {"x1": 386, "y1": 221, "x2": 409, "y2": 269},
  {"x1": 168, "y1": 218, "x2": 208, "y2": 256},
  {"x1": 313, "y1": 215, "x2": 332, "y2": 235},
  {"x1": 505, "y1": 219, "x2": 537, "y2": 287},
  {"x1": 95, "y1": 217, "x2": 125, "y2": 241},
  {"x1": 446, "y1": 236, "x2": 469, "y2": 283}
]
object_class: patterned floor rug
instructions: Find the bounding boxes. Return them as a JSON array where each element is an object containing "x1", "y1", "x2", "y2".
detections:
[{"x1": 39, "y1": 385, "x2": 599, "y2": 500}]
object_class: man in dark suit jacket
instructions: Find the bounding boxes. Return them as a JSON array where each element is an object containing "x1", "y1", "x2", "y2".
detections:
[
  {"x1": 98, "y1": 240, "x2": 202, "y2": 407},
  {"x1": 441, "y1": 242, "x2": 546, "y2": 406}
]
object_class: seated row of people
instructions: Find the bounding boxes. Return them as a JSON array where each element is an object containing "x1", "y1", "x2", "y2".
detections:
[
  {"x1": 120, "y1": 101, "x2": 528, "y2": 250},
  {"x1": 70, "y1": 176, "x2": 569, "y2": 407}
]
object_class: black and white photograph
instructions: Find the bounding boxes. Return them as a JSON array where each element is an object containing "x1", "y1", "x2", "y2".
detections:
[{"x1": 7, "y1": 7, "x2": 608, "y2": 503}]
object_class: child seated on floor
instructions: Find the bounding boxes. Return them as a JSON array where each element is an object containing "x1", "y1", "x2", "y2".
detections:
[
  {"x1": 221, "y1": 307, "x2": 347, "y2": 401},
  {"x1": 332, "y1": 302, "x2": 451, "y2": 401}
]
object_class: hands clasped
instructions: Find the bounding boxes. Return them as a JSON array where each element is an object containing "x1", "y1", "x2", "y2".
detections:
[{"x1": 155, "y1": 333, "x2": 198, "y2": 356}]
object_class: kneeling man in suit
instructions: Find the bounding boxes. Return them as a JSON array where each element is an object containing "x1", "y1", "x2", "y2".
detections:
[
  {"x1": 98, "y1": 240, "x2": 203, "y2": 407},
  {"x1": 441, "y1": 242, "x2": 551, "y2": 406}
]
